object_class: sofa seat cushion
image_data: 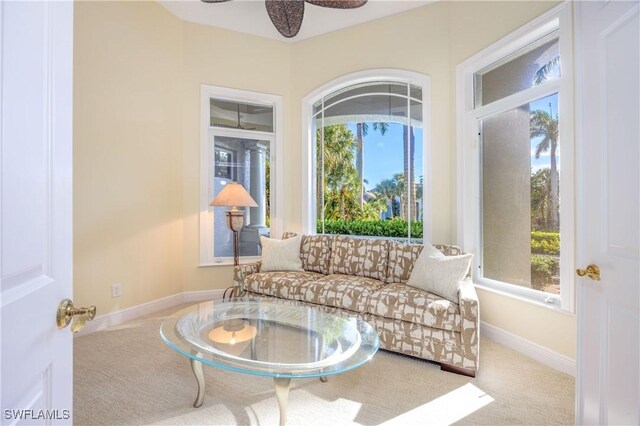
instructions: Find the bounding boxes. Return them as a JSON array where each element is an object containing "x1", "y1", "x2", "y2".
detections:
[
  {"x1": 245, "y1": 271, "x2": 324, "y2": 300},
  {"x1": 368, "y1": 283, "x2": 462, "y2": 332},
  {"x1": 298, "y1": 274, "x2": 386, "y2": 313}
]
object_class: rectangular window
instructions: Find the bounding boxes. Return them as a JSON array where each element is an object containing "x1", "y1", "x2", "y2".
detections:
[
  {"x1": 214, "y1": 148, "x2": 234, "y2": 180},
  {"x1": 474, "y1": 31, "x2": 560, "y2": 107},
  {"x1": 210, "y1": 99, "x2": 274, "y2": 133},
  {"x1": 457, "y1": 4, "x2": 573, "y2": 310},
  {"x1": 200, "y1": 86, "x2": 282, "y2": 266},
  {"x1": 481, "y1": 93, "x2": 560, "y2": 295},
  {"x1": 211, "y1": 136, "x2": 271, "y2": 258}
]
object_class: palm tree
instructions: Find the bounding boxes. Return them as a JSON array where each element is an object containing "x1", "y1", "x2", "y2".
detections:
[
  {"x1": 533, "y1": 56, "x2": 560, "y2": 85},
  {"x1": 392, "y1": 173, "x2": 406, "y2": 218},
  {"x1": 373, "y1": 178, "x2": 397, "y2": 218},
  {"x1": 530, "y1": 110, "x2": 559, "y2": 230},
  {"x1": 356, "y1": 122, "x2": 389, "y2": 205},
  {"x1": 531, "y1": 167, "x2": 551, "y2": 231},
  {"x1": 317, "y1": 124, "x2": 360, "y2": 220}
]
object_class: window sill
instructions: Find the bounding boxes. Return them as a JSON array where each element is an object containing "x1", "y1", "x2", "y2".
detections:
[
  {"x1": 473, "y1": 279, "x2": 575, "y2": 316},
  {"x1": 199, "y1": 256, "x2": 261, "y2": 268}
]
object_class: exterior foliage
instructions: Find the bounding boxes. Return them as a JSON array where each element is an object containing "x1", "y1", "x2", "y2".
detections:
[
  {"x1": 318, "y1": 124, "x2": 388, "y2": 221},
  {"x1": 531, "y1": 254, "x2": 559, "y2": 291},
  {"x1": 319, "y1": 219, "x2": 423, "y2": 238},
  {"x1": 530, "y1": 110, "x2": 559, "y2": 231},
  {"x1": 531, "y1": 231, "x2": 560, "y2": 256}
]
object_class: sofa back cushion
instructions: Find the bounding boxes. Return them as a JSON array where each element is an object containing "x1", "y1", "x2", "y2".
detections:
[
  {"x1": 282, "y1": 232, "x2": 332, "y2": 275},
  {"x1": 329, "y1": 235, "x2": 389, "y2": 281},
  {"x1": 386, "y1": 242, "x2": 424, "y2": 284}
]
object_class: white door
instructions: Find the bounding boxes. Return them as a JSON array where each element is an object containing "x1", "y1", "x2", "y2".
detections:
[
  {"x1": 1, "y1": 1, "x2": 74, "y2": 424},
  {"x1": 575, "y1": 1, "x2": 640, "y2": 425}
]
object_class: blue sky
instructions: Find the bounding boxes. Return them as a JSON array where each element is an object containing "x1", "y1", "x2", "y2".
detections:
[{"x1": 346, "y1": 123, "x2": 423, "y2": 191}]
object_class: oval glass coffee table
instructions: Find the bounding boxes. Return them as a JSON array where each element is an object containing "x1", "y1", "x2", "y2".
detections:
[{"x1": 160, "y1": 299, "x2": 379, "y2": 425}]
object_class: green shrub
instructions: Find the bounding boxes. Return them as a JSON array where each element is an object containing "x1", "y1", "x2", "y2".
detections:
[
  {"x1": 318, "y1": 219, "x2": 423, "y2": 238},
  {"x1": 531, "y1": 231, "x2": 560, "y2": 255},
  {"x1": 315, "y1": 221, "x2": 558, "y2": 255},
  {"x1": 531, "y1": 255, "x2": 559, "y2": 290}
]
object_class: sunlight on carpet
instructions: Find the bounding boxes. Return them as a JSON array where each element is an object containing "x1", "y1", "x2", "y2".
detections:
[{"x1": 381, "y1": 383, "x2": 494, "y2": 425}]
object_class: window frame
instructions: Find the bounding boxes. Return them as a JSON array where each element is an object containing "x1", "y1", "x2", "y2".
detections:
[
  {"x1": 456, "y1": 3, "x2": 575, "y2": 312},
  {"x1": 301, "y1": 69, "x2": 432, "y2": 241},
  {"x1": 214, "y1": 147, "x2": 236, "y2": 180},
  {"x1": 199, "y1": 84, "x2": 283, "y2": 267}
]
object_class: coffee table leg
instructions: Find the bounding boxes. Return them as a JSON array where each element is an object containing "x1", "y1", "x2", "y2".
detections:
[
  {"x1": 190, "y1": 356, "x2": 205, "y2": 408},
  {"x1": 273, "y1": 377, "x2": 291, "y2": 426}
]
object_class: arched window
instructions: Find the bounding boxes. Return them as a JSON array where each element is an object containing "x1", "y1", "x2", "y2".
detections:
[{"x1": 303, "y1": 71, "x2": 431, "y2": 242}]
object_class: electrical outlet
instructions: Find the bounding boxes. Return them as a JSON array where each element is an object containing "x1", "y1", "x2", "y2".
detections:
[{"x1": 111, "y1": 283, "x2": 122, "y2": 298}]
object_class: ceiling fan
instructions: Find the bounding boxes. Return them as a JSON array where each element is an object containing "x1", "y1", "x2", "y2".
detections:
[{"x1": 201, "y1": 0, "x2": 368, "y2": 38}]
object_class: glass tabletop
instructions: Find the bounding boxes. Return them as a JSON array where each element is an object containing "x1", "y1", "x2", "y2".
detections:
[{"x1": 160, "y1": 298, "x2": 379, "y2": 379}]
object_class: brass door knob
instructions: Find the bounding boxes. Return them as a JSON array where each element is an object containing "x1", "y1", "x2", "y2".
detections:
[
  {"x1": 576, "y1": 264, "x2": 601, "y2": 281},
  {"x1": 56, "y1": 299, "x2": 97, "y2": 333}
]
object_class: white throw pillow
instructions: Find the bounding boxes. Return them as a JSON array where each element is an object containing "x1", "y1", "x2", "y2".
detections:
[
  {"x1": 406, "y1": 248, "x2": 474, "y2": 303},
  {"x1": 260, "y1": 235, "x2": 304, "y2": 272},
  {"x1": 421, "y1": 242, "x2": 446, "y2": 259}
]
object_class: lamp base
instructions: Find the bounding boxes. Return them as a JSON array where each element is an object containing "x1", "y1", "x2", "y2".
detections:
[
  {"x1": 225, "y1": 210, "x2": 245, "y2": 232},
  {"x1": 225, "y1": 210, "x2": 245, "y2": 267}
]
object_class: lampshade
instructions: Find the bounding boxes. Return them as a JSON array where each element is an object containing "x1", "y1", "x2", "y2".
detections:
[{"x1": 210, "y1": 182, "x2": 258, "y2": 208}]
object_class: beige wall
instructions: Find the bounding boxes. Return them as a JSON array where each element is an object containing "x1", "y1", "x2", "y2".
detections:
[
  {"x1": 180, "y1": 22, "x2": 291, "y2": 292},
  {"x1": 74, "y1": 0, "x2": 575, "y2": 359},
  {"x1": 74, "y1": 1, "x2": 184, "y2": 314}
]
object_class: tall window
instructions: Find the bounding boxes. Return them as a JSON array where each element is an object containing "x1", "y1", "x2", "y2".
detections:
[
  {"x1": 458, "y1": 5, "x2": 574, "y2": 310},
  {"x1": 200, "y1": 86, "x2": 282, "y2": 265},
  {"x1": 310, "y1": 76, "x2": 429, "y2": 242}
]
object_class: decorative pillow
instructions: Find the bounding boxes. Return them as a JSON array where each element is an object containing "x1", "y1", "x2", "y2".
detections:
[
  {"x1": 260, "y1": 236, "x2": 304, "y2": 272},
  {"x1": 422, "y1": 242, "x2": 447, "y2": 258},
  {"x1": 406, "y1": 250, "x2": 474, "y2": 303},
  {"x1": 386, "y1": 242, "x2": 446, "y2": 284}
]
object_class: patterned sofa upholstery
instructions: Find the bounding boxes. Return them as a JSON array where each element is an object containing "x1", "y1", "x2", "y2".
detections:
[{"x1": 233, "y1": 233, "x2": 479, "y2": 376}]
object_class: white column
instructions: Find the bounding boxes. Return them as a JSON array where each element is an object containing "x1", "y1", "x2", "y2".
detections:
[{"x1": 249, "y1": 143, "x2": 267, "y2": 228}]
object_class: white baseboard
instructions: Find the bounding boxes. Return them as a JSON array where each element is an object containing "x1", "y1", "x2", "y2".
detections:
[
  {"x1": 76, "y1": 289, "x2": 224, "y2": 336},
  {"x1": 481, "y1": 321, "x2": 576, "y2": 377},
  {"x1": 182, "y1": 289, "x2": 224, "y2": 303}
]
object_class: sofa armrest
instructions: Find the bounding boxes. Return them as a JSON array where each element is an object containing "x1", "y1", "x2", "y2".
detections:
[
  {"x1": 458, "y1": 279, "x2": 480, "y2": 371},
  {"x1": 458, "y1": 280, "x2": 479, "y2": 323},
  {"x1": 233, "y1": 261, "x2": 262, "y2": 294}
]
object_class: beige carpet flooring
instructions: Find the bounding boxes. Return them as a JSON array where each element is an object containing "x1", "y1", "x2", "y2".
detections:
[{"x1": 74, "y1": 305, "x2": 574, "y2": 425}]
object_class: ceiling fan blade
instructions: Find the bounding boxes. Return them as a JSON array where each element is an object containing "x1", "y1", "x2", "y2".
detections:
[
  {"x1": 305, "y1": 0, "x2": 367, "y2": 9},
  {"x1": 201, "y1": 0, "x2": 232, "y2": 3},
  {"x1": 265, "y1": 0, "x2": 305, "y2": 38}
]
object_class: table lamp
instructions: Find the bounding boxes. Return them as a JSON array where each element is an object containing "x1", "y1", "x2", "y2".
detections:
[{"x1": 210, "y1": 182, "x2": 258, "y2": 267}]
